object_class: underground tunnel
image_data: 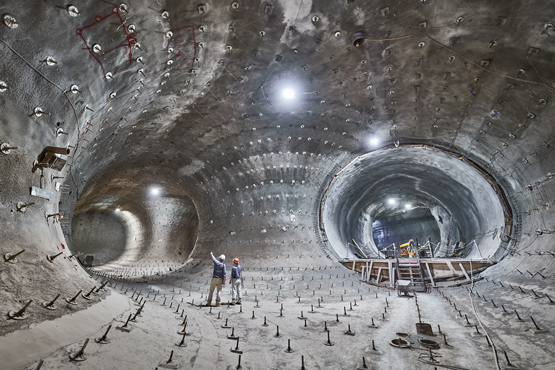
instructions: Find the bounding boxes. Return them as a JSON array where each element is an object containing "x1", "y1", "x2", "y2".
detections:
[
  {"x1": 1, "y1": 1, "x2": 555, "y2": 369},
  {"x1": 320, "y1": 145, "x2": 510, "y2": 261}
]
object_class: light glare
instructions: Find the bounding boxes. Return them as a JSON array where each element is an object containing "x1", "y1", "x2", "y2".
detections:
[
  {"x1": 282, "y1": 88, "x2": 295, "y2": 100},
  {"x1": 370, "y1": 137, "x2": 379, "y2": 146},
  {"x1": 387, "y1": 198, "x2": 397, "y2": 205}
]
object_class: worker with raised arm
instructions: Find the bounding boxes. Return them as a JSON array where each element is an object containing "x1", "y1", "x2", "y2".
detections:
[
  {"x1": 229, "y1": 258, "x2": 243, "y2": 305},
  {"x1": 206, "y1": 252, "x2": 226, "y2": 307}
]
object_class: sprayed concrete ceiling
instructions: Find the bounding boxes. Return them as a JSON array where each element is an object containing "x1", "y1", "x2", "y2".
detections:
[{"x1": 2, "y1": 0, "x2": 555, "y2": 270}]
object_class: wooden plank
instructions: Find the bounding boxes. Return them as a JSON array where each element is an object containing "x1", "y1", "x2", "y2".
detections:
[
  {"x1": 425, "y1": 262, "x2": 436, "y2": 287},
  {"x1": 445, "y1": 261, "x2": 457, "y2": 275},
  {"x1": 367, "y1": 260, "x2": 373, "y2": 282},
  {"x1": 365, "y1": 261, "x2": 369, "y2": 281},
  {"x1": 458, "y1": 263, "x2": 471, "y2": 282},
  {"x1": 388, "y1": 260, "x2": 394, "y2": 288},
  {"x1": 344, "y1": 258, "x2": 489, "y2": 284}
]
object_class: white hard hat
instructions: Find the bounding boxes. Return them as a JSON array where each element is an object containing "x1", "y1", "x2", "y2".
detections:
[{"x1": 219, "y1": 254, "x2": 226, "y2": 261}]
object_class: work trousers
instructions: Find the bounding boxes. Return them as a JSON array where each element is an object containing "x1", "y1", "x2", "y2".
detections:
[
  {"x1": 231, "y1": 278, "x2": 242, "y2": 302},
  {"x1": 207, "y1": 277, "x2": 223, "y2": 304}
]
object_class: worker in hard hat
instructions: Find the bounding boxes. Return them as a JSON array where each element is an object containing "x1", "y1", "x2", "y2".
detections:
[
  {"x1": 206, "y1": 252, "x2": 226, "y2": 307},
  {"x1": 229, "y1": 258, "x2": 243, "y2": 305}
]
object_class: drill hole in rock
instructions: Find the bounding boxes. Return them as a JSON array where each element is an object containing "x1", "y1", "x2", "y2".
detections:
[
  {"x1": 419, "y1": 339, "x2": 440, "y2": 349},
  {"x1": 390, "y1": 338, "x2": 410, "y2": 348}
]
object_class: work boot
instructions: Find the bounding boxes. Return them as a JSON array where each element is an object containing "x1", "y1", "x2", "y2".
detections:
[
  {"x1": 215, "y1": 302, "x2": 220, "y2": 307},
  {"x1": 204, "y1": 301, "x2": 212, "y2": 307},
  {"x1": 236, "y1": 300, "x2": 241, "y2": 305}
]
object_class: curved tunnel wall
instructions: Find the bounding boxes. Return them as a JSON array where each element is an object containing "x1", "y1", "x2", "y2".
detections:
[
  {"x1": 142, "y1": 197, "x2": 199, "y2": 263},
  {"x1": 184, "y1": 151, "x2": 349, "y2": 265},
  {"x1": 321, "y1": 146, "x2": 508, "y2": 260},
  {"x1": 69, "y1": 185, "x2": 200, "y2": 273},
  {"x1": 2, "y1": 0, "x2": 555, "y2": 341},
  {"x1": 71, "y1": 211, "x2": 126, "y2": 266}
]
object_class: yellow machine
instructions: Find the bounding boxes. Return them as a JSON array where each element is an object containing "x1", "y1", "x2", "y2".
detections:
[{"x1": 399, "y1": 239, "x2": 416, "y2": 257}]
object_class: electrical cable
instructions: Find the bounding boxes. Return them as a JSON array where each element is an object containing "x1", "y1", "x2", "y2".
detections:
[{"x1": 468, "y1": 260, "x2": 501, "y2": 370}]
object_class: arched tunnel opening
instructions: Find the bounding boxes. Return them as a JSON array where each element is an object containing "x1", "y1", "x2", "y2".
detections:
[
  {"x1": 67, "y1": 173, "x2": 200, "y2": 274},
  {"x1": 321, "y1": 145, "x2": 513, "y2": 262}
]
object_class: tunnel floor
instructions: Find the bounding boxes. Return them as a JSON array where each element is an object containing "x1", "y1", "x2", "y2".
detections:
[{"x1": 2, "y1": 262, "x2": 553, "y2": 370}]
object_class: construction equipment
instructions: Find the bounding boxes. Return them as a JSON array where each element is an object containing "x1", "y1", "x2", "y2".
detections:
[
  {"x1": 395, "y1": 239, "x2": 428, "y2": 293},
  {"x1": 382, "y1": 243, "x2": 396, "y2": 258},
  {"x1": 396, "y1": 279, "x2": 412, "y2": 296},
  {"x1": 396, "y1": 259, "x2": 427, "y2": 292},
  {"x1": 417, "y1": 241, "x2": 434, "y2": 258},
  {"x1": 32, "y1": 146, "x2": 70, "y2": 173},
  {"x1": 399, "y1": 240, "x2": 416, "y2": 257}
]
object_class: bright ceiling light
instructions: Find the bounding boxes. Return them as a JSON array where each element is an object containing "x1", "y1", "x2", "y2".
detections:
[
  {"x1": 370, "y1": 137, "x2": 379, "y2": 146},
  {"x1": 282, "y1": 88, "x2": 295, "y2": 100},
  {"x1": 387, "y1": 198, "x2": 397, "y2": 205},
  {"x1": 405, "y1": 203, "x2": 412, "y2": 209},
  {"x1": 151, "y1": 187, "x2": 160, "y2": 195},
  {"x1": 115, "y1": 207, "x2": 121, "y2": 212}
]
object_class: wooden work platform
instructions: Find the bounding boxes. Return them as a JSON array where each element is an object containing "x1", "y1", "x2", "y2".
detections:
[{"x1": 343, "y1": 258, "x2": 492, "y2": 289}]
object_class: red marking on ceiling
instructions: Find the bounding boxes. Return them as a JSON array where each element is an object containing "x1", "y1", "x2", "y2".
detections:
[
  {"x1": 164, "y1": 25, "x2": 197, "y2": 71},
  {"x1": 76, "y1": 7, "x2": 137, "y2": 78}
]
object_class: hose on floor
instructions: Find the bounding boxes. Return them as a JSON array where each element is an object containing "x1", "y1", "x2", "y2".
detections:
[{"x1": 469, "y1": 260, "x2": 501, "y2": 370}]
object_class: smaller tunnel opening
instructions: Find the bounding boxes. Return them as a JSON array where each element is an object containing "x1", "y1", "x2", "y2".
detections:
[
  {"x1": 320, "y1": 145, "x2": 513, "y2": 262},
  {"x1": 371, "y1": 206, "x2": 441, "y2": 255},
  {"x1": 65, "y1": 171, "x2": 201, "y2": 276}
]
